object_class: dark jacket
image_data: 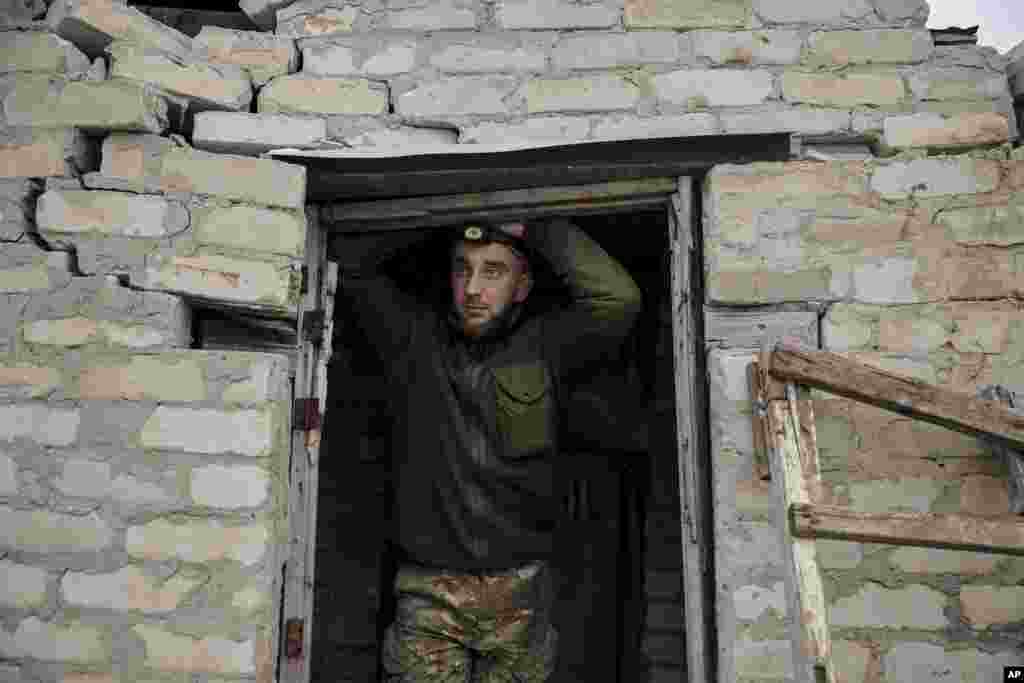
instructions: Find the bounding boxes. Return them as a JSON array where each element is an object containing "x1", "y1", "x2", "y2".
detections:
[{"x1": 340, "y1": 219, "x2": 642, "y2": 570}]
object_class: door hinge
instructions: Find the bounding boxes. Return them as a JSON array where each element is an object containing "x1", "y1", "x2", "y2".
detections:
[
  {"x1": 285, "y1": 617, "x2": 305, "y2": 659},
  {"x1": 293, "y1": 398, "x2": 322, "y2": 432},
  {"x1": 302, "y1": 309, "x2": 326, "y2": 346}
]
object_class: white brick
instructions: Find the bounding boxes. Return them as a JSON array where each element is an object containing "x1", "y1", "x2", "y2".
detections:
[
  {"x1": 885, "y1": 642, "x2": 1021, "y2": 683},
  {"x1": 908, "y1": 68, "x2": 1010, "y2": 102},
  {"x1": 552, "y1": 32, "x2": 681, "y2": 70},
  {"x1": 625, "y1": 0, "x2": 750, "y2": 29},
  {"x1": 140, "y1": 406, "x2": 274, "y2": 457},
  {"x1": 592, "y1": 113, "x2": 719, "y2": 140},
  {"x1": 258, "y1": 74, "x2": 388, "y2": 116},
  {"x1": 109, "y1": 473, "x2": 174, "y2": 504},
  {"x1": 882, "y1": 112, "x2": 1011, "y2": 150},
  {"x1": 781, "y1": 71, "x2": 906, "y2": 107},
  {"x1": 126, "y1": 518, "x2": 268, "y2": 566},
  {"x1": 396, "y1": 76, "x2": 518, "y2": 120},
  {"x1": 753, "y1": 0, "x2": 873, "y2": 24},
  {"x1": 1, "y1": 127, "x2": 96, "y2": 179},
  {"x1": 275, "y1": 1, "x2": 363, "y2": 38},
  {"x1": 524, "y1": 74, "x2": 642, "y2": 114},
  {"x1": 46, "y1": 0, "x2": 194, "y2": 59},
  {"x1": 328, "y1": 119, "x2": 458, "y2": 147},
  {"x1": 815, "y1": 539, "x2": 863, "y2": 569},
  {"x1": 0, "y1": 561, "x2": 48, "y2": 608},
  {"x1": 459, "y1": 116, "x2": 591, "y2": 144},
  {"x1": 195, "y1": 26, "x2": 298, "y2": 87},
  {"x1": 960, "y1": 585, "x2": 1024, "y2": 628},
  {"x1": 653, "y1": 69, "x2": 774, "y2": 107},
  {"x1": 870, "y1": 158, "x2": 1000, "y2": 199},
  {"x1": 849, "y1": 477, "x2": 941, "y2": 513},
  {"x1": 496, "y1": 0, "x2": 620, "y2": 29},
  {"x1": 133, "y1": 625, "x2": 256, "y2": 675},
  {"x1": 159, "y1": 146, "x2": 306, "y2": 210},
  {"x1": 0, "y1": 453, "x2": 15, "y2": 495},
  {"x1": 55, "y1": 460, "x2": 111, "y2": 498},
  {"x1": 140, "y1": 253, "x2": 295, "y2": 310},
  {"x1": 78, "y1": 356, "x2": 205, "y2": 402},
  {"x1": 889, "y1": 547, "x2": 999, "y2": 575},
  {"x1": 0, "y1": 506, "x2": 113, "y2": 552},
  {"x1": 192, "y1": 201, "x2": 305, "y2": 257},
  {"x1": 850, "y1": 257, "x2": 918, "y2": 304},
  {"x1": 0, "y1": 404, "x2": 79, "y2": 446},
  {"x1": 830, "y1": 583, "x2": 946, "y2": 629},
  {"x1": 733, "y1": 582, "x2": 785, "y2": 620},
  {"x1": 692, "y1": 29, "x2": 802, "y2": 65},
  {"x1": 429, "y1": 40, "x2": 548, "y2": 74},
  {"x1": 303, "y1": 39, "x2": 419, "y2": 77},
  {"x1": 2, "y1": 617, "x2": 106, "y2": 663},
  {"x1": 385, "y1": 0, "x2": 476, "y2": 30},
  {"x1": 732, "y1": 638, "x2": 793, "y2": 680},
  {"x1": 193, "y1": 112, "x2": 327, "y2": 155},
  {"x1": 831, "y1": 641, "x2": 871, "y2": 683},
  {"x1": 61, "y1": 565, "x2": 202, "y2": 612},
  {"x1": 36, "y1": 190, "x2": 188, "y2": 238},
  {"x1": 191, "y1": 464, "x2": 270, "y2": 508},
  {"x1": 0, "y1": 31, "x2": 91, "y2": 77},
  {"x1": 805, "y1": 29, "x2": 932, "y2": 66},
  {"x1": 0, "y1": 364, "x2": 61, "y2": 400}
]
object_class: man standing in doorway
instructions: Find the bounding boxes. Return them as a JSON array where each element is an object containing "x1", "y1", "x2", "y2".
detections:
[{"x1": 338, "y1": 218, "x2": 642, "y2": 682}]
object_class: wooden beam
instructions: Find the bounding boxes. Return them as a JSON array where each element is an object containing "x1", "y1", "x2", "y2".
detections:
[
  {"x1": 766, "y1": 343, "x2": 1024, "y2": 451},
  {"x1": 791, "y1": 502, "x2": 1024, "y2": 556}
]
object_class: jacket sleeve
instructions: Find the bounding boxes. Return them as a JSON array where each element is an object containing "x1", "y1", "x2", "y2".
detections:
[
  {"x1": 530, "y1": 219, "x2": 643, "y2": 378},
  {"x1": 335, "y1": 231, "x2": 432, "y2": 364}
]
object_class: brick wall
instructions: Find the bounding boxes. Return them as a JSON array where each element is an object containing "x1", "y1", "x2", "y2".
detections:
[{"x1": 706, "y1": 152, "x2": 1024, "y2": 682}]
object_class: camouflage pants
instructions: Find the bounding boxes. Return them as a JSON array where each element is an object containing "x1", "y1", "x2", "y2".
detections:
[{"x1": 382, "y1": 560, "x2": 558, "y2": 683}]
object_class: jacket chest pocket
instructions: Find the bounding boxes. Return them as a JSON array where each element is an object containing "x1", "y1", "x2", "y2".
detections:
[{"x1": 493, "y1": 363, "x2": 555, "y2": 458}]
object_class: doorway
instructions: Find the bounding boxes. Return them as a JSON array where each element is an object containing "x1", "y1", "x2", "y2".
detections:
[{"x1": 310, "y1": 207, "x2": 689, "y2": 682}]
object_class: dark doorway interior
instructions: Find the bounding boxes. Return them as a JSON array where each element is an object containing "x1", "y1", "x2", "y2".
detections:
[{"x1": 312, "y1": 209, "x2": 686, "y2": 682}]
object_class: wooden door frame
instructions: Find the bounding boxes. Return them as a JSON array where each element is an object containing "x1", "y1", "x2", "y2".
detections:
[{"x1": 279, "y1": 176, "x2": 714, "y2": 683}]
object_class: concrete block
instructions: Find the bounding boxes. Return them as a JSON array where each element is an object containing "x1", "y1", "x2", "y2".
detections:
[
  {"x1": 191, "y1": 464, "x2": 270, "y2": 508},
  {"x1": 97, "y1": 132, "x2": 175, "y2": 192},
  {"x1": 108, "y1": 41, "x2": 252, "y2": 112},
  {"x1": 54, "y1": 459, "x2": 111, "y2": 497},
  {"x1": 133, "y1": 624, "x2": 257, "y2": 675},
  {"x1": 881, "y1": 111, "x2": 1011, "y2": 150},
  {"x1": 195, "y1": 26, "x2": 298, "y2": 87},
  {"x1": 909, "y1": 68, "x2": 1009, "y2": 102},
  {"x1": 625, "y1": 0, "x2": 749, "y2": 29},
  {"x1": 1, "y1": 75, "x2": 169, "y2": 133},
  {"x1": 0, "y1": 403, "x2": 79, "y2": 446},
  {"x1": 1, "y1": 0, "x2": 46, "y2": 27},
  {"x1": 61, "y1": 565, "x2": 203, "y2": 612},
  {"x1": 524, "y1": 74, "x2": 642, "y2": 114},
  {"x1": 0, "y1": 244, "x2": 72, "y2": 294},
  {"x1": 652, "y1": 69, "x2": 774, "y2": 108},
  {"x1": 327, "y1": 116, "x2": 458, "y2": 147},
  {"x1": 258, "y1": 74, "x2": 388, "y2": 116},
  {"x1": 752, "y1": 0, "x2": 872, "y2": 24},
  {"x1": 193, "y1": 111, "x2": 327, "y2": 155},
  {"x1": 873, "y1": 0, "x2": 929, "y2": 24},
  {"x1": 1, "y1": 127, "x2": 97, "y2": 181},
  {"x1": 889, "y1": 547, "x2": 999, "y2": 575},
  {"x1": 0, "y1": 506, "x2": 112, "y2": 552},
  {"x1": 191, "y1": 199, "x2": 306, "y2": 257},
  {"x1": 886, "y1": 643, "x2": 1021, "y2": 683},
  {"x1": 691, "y1": 29, "x2": 802, "y2": 65},
  {"x1": 109, "y1": 472, "x2": 175, "y2": 504},
  {"x1": 47, "y1": 0, "x2": 193, "y2": 58},
  {"x1": 126, "y1": 518, "x2": 269, "y2": 566},
  {"x1": 497, "y1": 0, "x2": 620, "y2": 29},
  {"x1": 719, "y1": 105, "x2": 850, "y2": 136},
  {"x1": 1, "y1": 617, "x2": 106, "y2": 663},
  {"x1": 870, "y1": 158, "x2": 1000, "y2": 199},
  {"x1": 0, "y1": 560, "x2": 48, "y2": 608},
  {"x1": 552, "y1": 31, "x2": 681, "y2": 70},
  {"x1": 384, "y1": 0, "x2": 476, "y2": 30},
  {"x1": 428, "y1": 36, "x2": 550, "y2": 74},
  {"x1": 0, "y1": 178, "x2": 41, "y2": 242},
  {"x1": 139, "y1": 252, "x2": 297, "y2": 310},
  {"x1": 302, "y1": 36, "x2": 419, "y2": 77},
  {"x1": 781, "y1": 71, "x2": 906, "y2": 107},
  {"x1": 238, "y1": 0, "x2": 294, "y2": 30},
  {"x1": 140, "y1": 406, "x2": 274, "y2": 457},
  {"x1": 591, "y1": 113, "x2": 719, "y2": 140},
  {"x1": 37, "y1": 190, "x2": 189, "y2": 238},
  {"x1": 459, "y1": 116, "x2": 590, "y2": 144},
  {"x1": 940, "y1": 203, "x2": 1024, "y2": 248},
  {"x1": 830, "y1": 583, "x2": 946, "y2": 629},
  {"x1": 395, "y1": 76, "x2": 518, "y2": 121},
  {"x1": 160, "y1": 146, "x2": 306, "y2": 210},
  {"x1": 805, "y1": 29, "x2": 932, "y2": 66},
  {"x1": 78, "y1": 357, "x2": 206, "y2": 402},
  {"x1": 0, "y1": 453, "x2": 15, "y2": 494},
  {"x1": 0, "y1": 30, "x2": 91, "y2": 77},
  {"x1": 275, "y1": 1, "x2": 369, "y2": 38}
]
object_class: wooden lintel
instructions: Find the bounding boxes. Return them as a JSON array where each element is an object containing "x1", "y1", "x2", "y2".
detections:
[
  {"x1": 766, "y1": 343, "x2": 1024, "y2": 451},
  {"x1": 791, "y1": 502, "x2": 1024, "y2": 556}
]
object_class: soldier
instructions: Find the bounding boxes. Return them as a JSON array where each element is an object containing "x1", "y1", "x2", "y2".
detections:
[{"x1": 338, "y1": 218, "x2": 642, "y2": 682}]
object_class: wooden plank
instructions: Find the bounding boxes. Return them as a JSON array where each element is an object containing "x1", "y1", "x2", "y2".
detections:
[
  {"x1": 704, "y1": 309, "x2": 818, "y2": 349},
  {"x1": 325, "y1": 197, "x2": 670, "y2": 233},
  {"x1": 670, "y1": 178, "x2": 714, "y2": 683},
  {"x1": 755, "y1": 363, "x2": 834, "y2": 683},
  {"x1": 324, "y1": 178, "x2": 678, "y2": 223},
  {"x1": 791, "y1": 503, "x2": 1024, "y2": 556},
  {"x1": 766, "y1": 343, "x2": 1024, "y2": 451}
]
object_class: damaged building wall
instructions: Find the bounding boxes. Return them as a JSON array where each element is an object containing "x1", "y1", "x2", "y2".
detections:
[
  {"x1": 0, "y1": 0, "x2": 1022, "y2": 682},
  {"x1": 706, "y1": 152, "x2": 1024, "y2": 682}
]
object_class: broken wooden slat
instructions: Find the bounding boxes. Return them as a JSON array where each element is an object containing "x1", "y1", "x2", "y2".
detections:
[
  {"x1": 766, "y1": 343, "x2": 1024, "y2": 451},
  {"x1": 791, "y1": 503, "x2": 1024, "y2": 556},
  {"x1": 753, "y1": 360, "x2": 835, "y2": 683}
]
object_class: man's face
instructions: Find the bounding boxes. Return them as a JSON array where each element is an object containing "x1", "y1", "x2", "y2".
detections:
[{"x1": 451, "y1": 240, "x2": 532, "y2": 337}]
